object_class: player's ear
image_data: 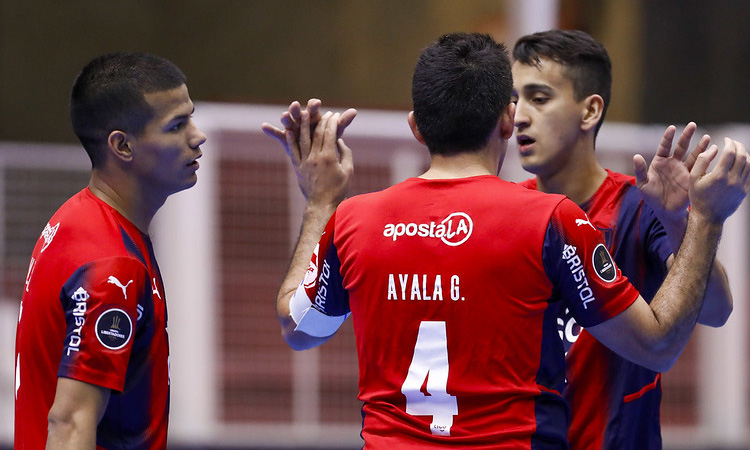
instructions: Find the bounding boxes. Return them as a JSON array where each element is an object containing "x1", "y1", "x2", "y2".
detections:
[
  {"x1": 407, "y1": 111, "x2": 427, "y2": 145},
  {"x1": 499, "y1": 102, "x2": 516, "y2": 139},
  {"x1": 107, "y1": 130, "x2": 134, "y2": 162},
  {"x1": 581, "y1": 94, "x2": 604, "y2": 132}
]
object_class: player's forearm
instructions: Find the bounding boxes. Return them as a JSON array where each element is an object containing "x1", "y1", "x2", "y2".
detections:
[
  {"x1": 660, "y1": 213, "x2": 732, "y2": 328},
  {"x1": 46, "y1": 426, "x2": 96, "y2": 450},
  {"x1": 46, "y1": 410, "x2": 98, "y2": 450},
  {"x1": 647, "y1": 211, "x2": 722, "y2": 363}
]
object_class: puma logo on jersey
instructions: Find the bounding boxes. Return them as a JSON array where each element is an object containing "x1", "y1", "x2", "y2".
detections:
[
  {"x1": 107, "y1": 276, "x2": 134, "y2": 299},
  {"x1": 575, "y1": 218, "x2": 596, "y2": 231},
  {"x1": 40, "y1": 222, "x2": 60, "y2": 253},
  {"x1": 152, "y1": 277, "x2": 162, "y2": 299}
]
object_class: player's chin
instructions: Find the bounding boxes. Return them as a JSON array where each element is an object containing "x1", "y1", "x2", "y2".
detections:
[
  {"x1": 519, "y1": 157, "x2": 542, "y2": 174},
  {"x1": 184, "y1": 175, "x2": 198, "y2": 190},
  {"x1": 173, "y1": 175, "x2": 199, "y2": 194}
]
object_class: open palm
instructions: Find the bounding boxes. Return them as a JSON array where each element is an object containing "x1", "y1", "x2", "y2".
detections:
[{"x1": 634, "y1": 122, "x2": 710, "y2": 215}]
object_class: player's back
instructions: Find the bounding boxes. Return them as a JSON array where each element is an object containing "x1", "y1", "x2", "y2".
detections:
[{"x1": 333, "y1": 175, "x2": 570, "y2": 448}]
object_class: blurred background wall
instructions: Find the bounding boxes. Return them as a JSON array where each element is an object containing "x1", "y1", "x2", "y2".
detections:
[
  {"x1": 2, "y1": 0, "x2": 749, "y2": 145},
  {"x1": 2, "y1": 1, "x2": 750, "y2": 449}
]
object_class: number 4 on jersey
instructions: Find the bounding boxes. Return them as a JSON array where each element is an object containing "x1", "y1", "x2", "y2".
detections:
[{"x1": 401, "y1": 321, "x2": 458, "y2": 436}]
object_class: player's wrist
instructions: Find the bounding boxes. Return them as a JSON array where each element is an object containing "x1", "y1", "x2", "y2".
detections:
[
  {"x1": 304, "y1": 201, "x2": 338, "y2": 219},
  {"x1": 684, "y1": 209, "x2": 723, "y2": 242},
  {"x1": 687, "y1": 204, "x2": 728, "y2": 228}
]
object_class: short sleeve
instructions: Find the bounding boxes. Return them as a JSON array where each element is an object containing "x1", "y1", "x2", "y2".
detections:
[
  {"x1": 298, "y1": 212, "x2": 350, "y2": 317},
  {"x1": 641, "y1": 202, "x2": 674, "y2": 267},
  {"x1": 58, "y1": 255, "x2": 149, "y2": 392},
  {"x1": 543, "y1": 199, "x2": 639, "y2": 328}
]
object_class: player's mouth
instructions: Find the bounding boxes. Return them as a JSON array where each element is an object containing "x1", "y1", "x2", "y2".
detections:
[
  {"x1": 516, "y1": 135, "x2": 536, "y2": 154},
  {"x1": 188, "y1": 152, "x2": 202, "y2": 169}
]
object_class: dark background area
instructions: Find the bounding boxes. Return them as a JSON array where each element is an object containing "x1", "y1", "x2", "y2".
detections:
[{"x1": 2, "y1": 0, "x2": 749, "y2": 146}]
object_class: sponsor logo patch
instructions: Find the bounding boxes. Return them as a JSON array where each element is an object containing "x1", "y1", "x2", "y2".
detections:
[
  {"x1": 95, "y1": 308, "x2": 132, "y2": 350},
  {"x1": 303, "y1": 243, "x2": 320, "y2": 289},
  {"x1": 592, "y1": 243, "x2": 616, "y2": 282},
  {"x1": 383, "y1": 212, "x2": 473, "y2": 246}
]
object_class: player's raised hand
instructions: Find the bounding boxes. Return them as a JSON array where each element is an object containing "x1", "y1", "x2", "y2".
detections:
[
  {"x1": 633, "y1": 122, "x2": 711, "y2": 217},
  {"x1": 298, "y1": 111, "x2": 354, "y2": 207},
  {"x1": 688, "y1": 137, "x2": 750, "y2": 224},
  {"x1": 262, "y1": 99, "x2": 357, "y2": 199},
  {"x1": 262, "y1": 98, "x2": 356, "y2": 161}
]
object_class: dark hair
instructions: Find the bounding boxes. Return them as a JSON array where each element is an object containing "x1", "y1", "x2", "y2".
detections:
[
  {"x1": 411, "y1": 32, "x2": 512, "y2": 155},
  {"x1": 70, "y1": 52, "x2": 187, "y2": 166},
  {"x1": 513, "y1": 29, "x2": 612, "y2": 136}
]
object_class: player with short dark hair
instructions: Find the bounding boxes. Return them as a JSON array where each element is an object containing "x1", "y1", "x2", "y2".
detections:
[
  {"x1": 512, "y1": 29, "x2": 734, "y2": 449},
  {"x1": 14, "y1": 52, "x2": 206, "y2": 449},
  {"x1": 263, "y1": 32, "x2": 748, "y2": 448}
]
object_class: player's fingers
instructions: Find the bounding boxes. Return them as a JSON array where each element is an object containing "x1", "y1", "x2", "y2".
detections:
[
  {"x1": 300, "y1": 110, "x2": 314, "y2": 159},
  {"x1": 673, "y1": 122, "x2": 697, "y2": 160},
  {"x1": 338, "y1": 138, "x2": 354, "y2": 176},
  {"x1": 684, "y1": 134, "x2": 711, "y2": 171},
  {"x1": 261, "y1": 123, "x2": 285, "y2": 143},
  {"x1": 336, "y1": 108, "x2": 358, "y2": 139},
  {"x1": 742, "y1": 152, "x2": 750, "y2": 193},
  {"x1": 691, "y1": 144, "x2": 719, "y2": 181},
  {"x1": 311, "y1": 111, "x2": 333, "y2": 154},
  {"x1": 307, "y1": 98, "x2": 322, "y2": 123},
  {"x1": 655, "y1": 125, "x2": 677, "y2": 157},
  {"x1": 714, "y1": 138, "x2": 738, "y2": 178},
  {"x1": 735, "y1": 140, "x2": 750, "y2": 180},
  {"x1": 280, "y1": 111, "x2": 297, "y2": 129},
  {"x1": 283, "y1": 130, "x2": 300, "y2": 163},
  {"x1": 726, "y1": 139, "x2": 749, "y2": 181},
  {"x1": 306, "y1": 98, "x2": 321, "y2": 112},
  {"x1": 738, "y1": 151, "x2": 750, "y2": 193},
  {"x1": 633, "y1": 154, "x2": 648, "y2": 188},
  {"x1": 289, "y1": 101, "x2": 302, "y2": 123},
  {"x1": 324, "y1": 113, "x2": 340, "y2": 153}
]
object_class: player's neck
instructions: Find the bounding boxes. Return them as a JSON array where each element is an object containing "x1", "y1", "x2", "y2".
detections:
[
  {"x1": 536, "y1": 156, "x2": 607, "y2": 205},
  {"x1": 426, "y1": 154, "x2": 493, "y2": 179},
  {"x1": 421, "y1": 147, "x2": 501, "y2": 179},
  {"x1": 88, "y1": 173, "x2": 159, "y2": 233}
]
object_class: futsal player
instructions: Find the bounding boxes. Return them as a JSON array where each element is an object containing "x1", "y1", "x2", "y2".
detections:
[
  {"x1": 14, "y1": 52, "x2": 206, "y2": 449},
  {"x1": 511, "y1": 29, "x2": 733, "y2": 449}
]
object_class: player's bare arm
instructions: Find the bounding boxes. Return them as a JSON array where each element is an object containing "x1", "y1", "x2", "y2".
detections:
[
  {"x1": 589, "y1": 138, "x2": 750, "y2": 372},
  {"x1": 634, "y1": 123, "x2": 734, "y2": 326},
  {"x1": 268, "y1": 110, "x2": 354, "y2": 350},
  {"x1": 46, "y1": 378, "x2": 110, "y2": 450}
]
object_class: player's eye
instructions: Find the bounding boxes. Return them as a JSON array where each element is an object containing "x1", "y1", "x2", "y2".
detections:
[{"x1": 167, "y1": 121, "x2": 186, "y2": 132}]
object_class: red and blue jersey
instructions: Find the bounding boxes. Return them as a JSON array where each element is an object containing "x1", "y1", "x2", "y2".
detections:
[
  {"x1": 522, "y1": 170, "x2": 672, "y2": 449},
  {"x1": 299, "y1": 176, "x2": 639, "y2": 448},
  {"x1": 14, "y1": 188, "x2": 170, "y2": 450}
]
